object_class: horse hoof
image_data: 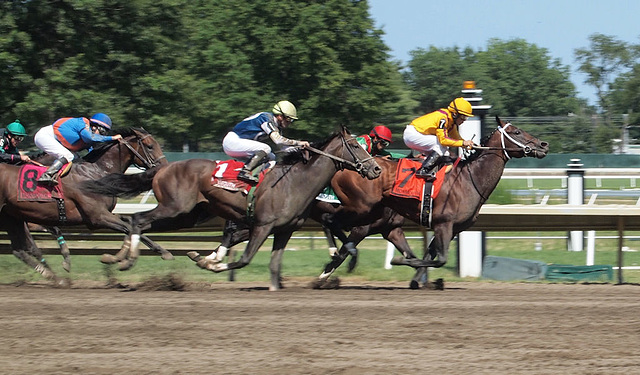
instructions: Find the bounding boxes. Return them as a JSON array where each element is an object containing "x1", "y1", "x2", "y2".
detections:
[
  {"x1": 424, "y1": 278, "x2": 445, "y2": 290},
  {"x1": 54, "y1": 278, "x2": 71, "y2": 288},
  {"x1": 118, "y1": 260, "x2": 135, "y2": 271},
  {"x1": 409, "y1": 280, "x2": 420, "y2": 289},
  {"x1": 347, "y1": 257, "x2": 358, "y2": 273},
  {"x1": 101, "y1": 254, "x2": 120, "y2": 264},
  {"x1": 390, "y1": 256, "x2": 407, "y2": 266},
  {"x1": 186, "y1": 251, "x2": 201, "y2": 262},
  {"x1": 161, "y1": 252, "x2": 175, "y2": 261},
  {"x1": 62, "y1": 261, "x2": 71, "y2": 273},
  {"x1": 310, "y1": 277, "x2": 340, "y2": 289}
]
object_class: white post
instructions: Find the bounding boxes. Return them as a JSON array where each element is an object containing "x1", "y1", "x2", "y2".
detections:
[
  {"x1": 384, "y1": 241, "x2": 394, "y2": 270},
  {"x1": 586, "y1": 230, "x2": 596, "y2": 266},
  {"x1": 567, "y1": 159, "x2": 584, "y2": 251},
  {"x1": 458, "y1": 231, "x2": 483, "y2": 277}
]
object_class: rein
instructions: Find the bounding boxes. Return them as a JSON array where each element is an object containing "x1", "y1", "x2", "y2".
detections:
[{"x1": 304, "y1": 132, "x2": 374, "y2": 176}]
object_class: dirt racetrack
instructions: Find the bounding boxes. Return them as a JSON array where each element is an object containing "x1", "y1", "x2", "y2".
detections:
[{"x1": 1, "y1": 280, "x2": 639, "y2": 374}]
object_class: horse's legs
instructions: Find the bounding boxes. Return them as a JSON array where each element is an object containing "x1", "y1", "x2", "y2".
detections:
[
  {"x1": 269, "y1": 231, "x2": 293, "y2": 291},
  {"x1": 118, "y1": 206, "x2": 207, "y2": 270},
  {"x1": 50, "y1": 226, "x2": 71, "y2": 272},
  {"x1": 25, "y1": 223, "x2": 72, "y2": 272},
  {"x1": 9, "y1": 221, "x2": 62, "y2": 284},
  {"x1": 140, "y1": 235, "x2": 174, "y2": 260},
  {"x1": 322, "y1": 226, "x2": 339, "y2": 258},
  {"x1": 212, "y1": 224, "x2": 273, "y2": 272},
  {"x1": 391, "y1": 223, "x2": 452, "y2": 269},
  {"x1": 187, "y1": 221, "x2": 251, "y2": 271},
  {"x1": 410, "y1": 237, "x2": 436, "y2": 289},
  {"x1": 206, "y1": 220, "x2": 248, "y2": 261}
]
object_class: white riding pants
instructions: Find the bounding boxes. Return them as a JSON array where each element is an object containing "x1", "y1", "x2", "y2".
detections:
[
  {"x1": 402, "y1": 125, "x2": 450, "y2": 157},
  {"x1": 34, "y1": 125, "x2": 76, "y2": 161},
  {"x1": 222, "y1": 131, "x2": 275, "y2": 161}
]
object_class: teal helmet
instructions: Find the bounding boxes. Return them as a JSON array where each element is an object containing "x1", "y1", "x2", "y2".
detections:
[{"x1": 6, "y1": 120, "x2": 27, "y2": 136}]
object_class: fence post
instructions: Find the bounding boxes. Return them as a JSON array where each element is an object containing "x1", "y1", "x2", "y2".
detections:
[{"x1": 567, "y1": 159, "x2": 584, "y2": 251}]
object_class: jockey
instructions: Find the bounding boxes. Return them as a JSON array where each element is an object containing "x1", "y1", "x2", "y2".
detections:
[
  {"x1": 0, "y1": 120, "x2": 31, "y2": 164},
  {"x1": 222, "y1": 100, "x2": 310, "y2": 185},
  {"x1": 34, "y1": 113, "x2": 123, "y2": 185},
  {"x1": 357, "y1": 125, "x2": 393, "y2": 158},
  {"x1": 403, "y1": 97, "x2": 475, "y2": 180}
]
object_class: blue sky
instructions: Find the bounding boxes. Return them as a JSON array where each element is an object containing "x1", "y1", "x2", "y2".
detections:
[{"x1": 368, "y1": 0, "x2": 640, "y2": 106}]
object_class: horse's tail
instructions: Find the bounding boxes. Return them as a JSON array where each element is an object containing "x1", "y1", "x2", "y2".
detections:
[{"x1": 80, "y1": 166, "x2": 162, "y2": 198}]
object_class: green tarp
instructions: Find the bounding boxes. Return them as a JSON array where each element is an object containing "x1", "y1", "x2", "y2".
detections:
[
  {"x1": 482, "y1": 255, "x2": 613, "y2": 282},
  {"x1": 482, "y1": 256, "x2": 547, "y2": 281},
  {"x1": 545, "y1": 264, "x2": 613, "y2": 282}
]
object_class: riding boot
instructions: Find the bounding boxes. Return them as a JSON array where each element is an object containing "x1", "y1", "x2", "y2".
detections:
[
  {"x1": 415, "y1": 152, "x2": 442, "y2": 180},
  {"x1": 237, "y1": 151, "x2": 268, "y2": 185},
  {"x1": 37, "y1": 157, "x2": 68, "y2": 186}
]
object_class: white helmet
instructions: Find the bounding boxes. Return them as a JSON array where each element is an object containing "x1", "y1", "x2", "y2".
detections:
[{"x1": 273, "y1": 100, "x2": 298, "y2": 120}]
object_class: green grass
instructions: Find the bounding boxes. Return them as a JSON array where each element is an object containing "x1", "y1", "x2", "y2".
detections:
[{"x1": 3, "y1": 230, "x2": 640, "y2": 285}]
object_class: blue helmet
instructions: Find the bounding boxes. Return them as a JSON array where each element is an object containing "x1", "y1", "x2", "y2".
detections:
[{"x1": 90, "y1": 113, "x2": 112, "y2": 129}]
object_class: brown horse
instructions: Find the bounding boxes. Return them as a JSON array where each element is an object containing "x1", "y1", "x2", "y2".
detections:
[
  {"x1": 0, "y1": 128, "x2": 168, "y2": 282},
  {"x1": 80, "y1": 126, "x2": 382, "y2": 290},
  {"x1": 312, "y1": 116, "x2": 549, "y2": 288}
]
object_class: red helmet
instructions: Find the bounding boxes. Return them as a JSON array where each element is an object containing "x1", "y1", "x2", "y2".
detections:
[{"x1": 370, "y1": 125, "x2": 392, "y2": 143}]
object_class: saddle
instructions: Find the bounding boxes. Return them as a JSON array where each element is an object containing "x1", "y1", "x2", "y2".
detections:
[
  {"x1": 390, "y1": 158, "x2": 458, "y2": 228},
  {"x1": 210, "y1": 159, "x2": 274, "y2": 194},
  {"x1": 17, "y1": 164, "x2": 69, "y2": 202}
]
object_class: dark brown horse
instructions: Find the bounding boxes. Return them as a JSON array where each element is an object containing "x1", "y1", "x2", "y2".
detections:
[
  {"x1": 312, "y1": 116, "x2": 549, "y2": 288},
  {"x1": 0, "y1": 128, "x2": 168, "y2": 282},
  {"x1": 81, "y1": 126, "x2": 382, "y2": 290}
]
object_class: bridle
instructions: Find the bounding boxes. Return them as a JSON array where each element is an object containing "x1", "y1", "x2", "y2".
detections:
[
  {"x1": 304, "y1": 131, "x2": 374, "y2": 177},
  {"x1": 118, "y1": 131, "x2": 166, "y2": 169},
  {"x1": 474, "y1": 123, "x2": 536, "y2": 159}
]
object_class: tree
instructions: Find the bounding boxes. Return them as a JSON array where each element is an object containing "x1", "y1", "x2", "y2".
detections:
[
  {"x1": 575, "y1": 34, "x2": 637, "y2": 115},
  {"x1": 477, "y1": 39, "x2": 578, "y2": 117},
  {"x1": 405, "y1": 39, "x2": 578, "y2": 117},
  {"x1": 1, "y1": 0, "x2": 415, "y2": 151}
]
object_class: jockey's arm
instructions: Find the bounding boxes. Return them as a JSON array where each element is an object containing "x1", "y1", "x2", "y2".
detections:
[
  {"x1": 269, "y1": 131, "x2": 309, "y2": 147},
  {"x1": 80, "y1": 127, "x2": 117, "y2": 144},
  {"x1": 435, "y1": 128, "x2": 464, "y2": 148}
]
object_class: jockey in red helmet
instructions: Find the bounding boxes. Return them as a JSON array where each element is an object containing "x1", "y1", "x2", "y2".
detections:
[{"x1": 357, "y1": 125, "x2": 393, "y2": 158}]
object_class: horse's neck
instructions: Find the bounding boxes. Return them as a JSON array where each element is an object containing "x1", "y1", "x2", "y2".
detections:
[
  {"x1": 87, "y1": 146, "x2": 134, "y2": 174},
  {"x1": 463, "y1": 147, "x2": 508, "y2": 200},
  {"x1": 282, "y1": 141, "x2": 344, "y2": 197}
]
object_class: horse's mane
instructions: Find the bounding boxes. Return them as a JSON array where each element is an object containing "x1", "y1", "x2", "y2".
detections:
[
  {"x1": 459, "y1": 130, "x2": 495, "y2": 164},
  {"x1": 279, "y1": 132, "x2": 336, "y2": 165},
  {"x1": 83, "y1": 127, "x2": 147, "y2": 163}
]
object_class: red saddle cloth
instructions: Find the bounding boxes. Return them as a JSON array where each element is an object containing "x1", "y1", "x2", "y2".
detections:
[
  {"x1": 390, "y1": 158, "x2": 448, "y2": 200},
  {"x1": 210, "y1": 160, "x2": 269, "y2": 193},
  {"x1": 17, "y1": 165, "x2": 65, "y2": 202}
]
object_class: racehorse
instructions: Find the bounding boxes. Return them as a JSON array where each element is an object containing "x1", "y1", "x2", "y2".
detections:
[
  {"x1": 313, "y1": 116, "x2": 549, "y2": 288},
  {"x1": 0, "y1": 128, "x2": 168, "y2": 282},
  {"x1": 80, "y1": 126, "x2": 381, "y2": 290}
]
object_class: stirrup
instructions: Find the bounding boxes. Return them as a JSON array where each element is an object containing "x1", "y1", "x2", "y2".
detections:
[
  {"x1": 37, "y1": 175, "x2": 59, "y2": 186},
  {"x1": 237, "y1": 170, "x2": 258, "y2": 185},
  {"x1": 415, "y1": 169, "x2": 436, "y2": 180}
]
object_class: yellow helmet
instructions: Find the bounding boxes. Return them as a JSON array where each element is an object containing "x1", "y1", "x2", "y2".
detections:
[
  {"x1": 448, "y1": 97, "x2": 473, "y2": 117},
  {"x1": 273, "y1": 100, "x2": 298, "y2": 120}
]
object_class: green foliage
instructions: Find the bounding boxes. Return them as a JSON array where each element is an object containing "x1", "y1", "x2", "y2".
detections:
[
  {"x1": 1, "y1": 0, "x2": 414, "y2": 151},
  {"x1": 405, "y1": 39, "x2": 579, "y2": 117}
]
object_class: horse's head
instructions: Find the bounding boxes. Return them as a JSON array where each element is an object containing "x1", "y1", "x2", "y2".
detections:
[
  {"x1": 336, "y1": 125, "x2": 381, "y2": 179},
  {"x1": 488, "y1": 116, "x2": 549, "y2": 159},
  {"x1": 119, "y1": 128, "x2": 168, "y2": 168}
]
